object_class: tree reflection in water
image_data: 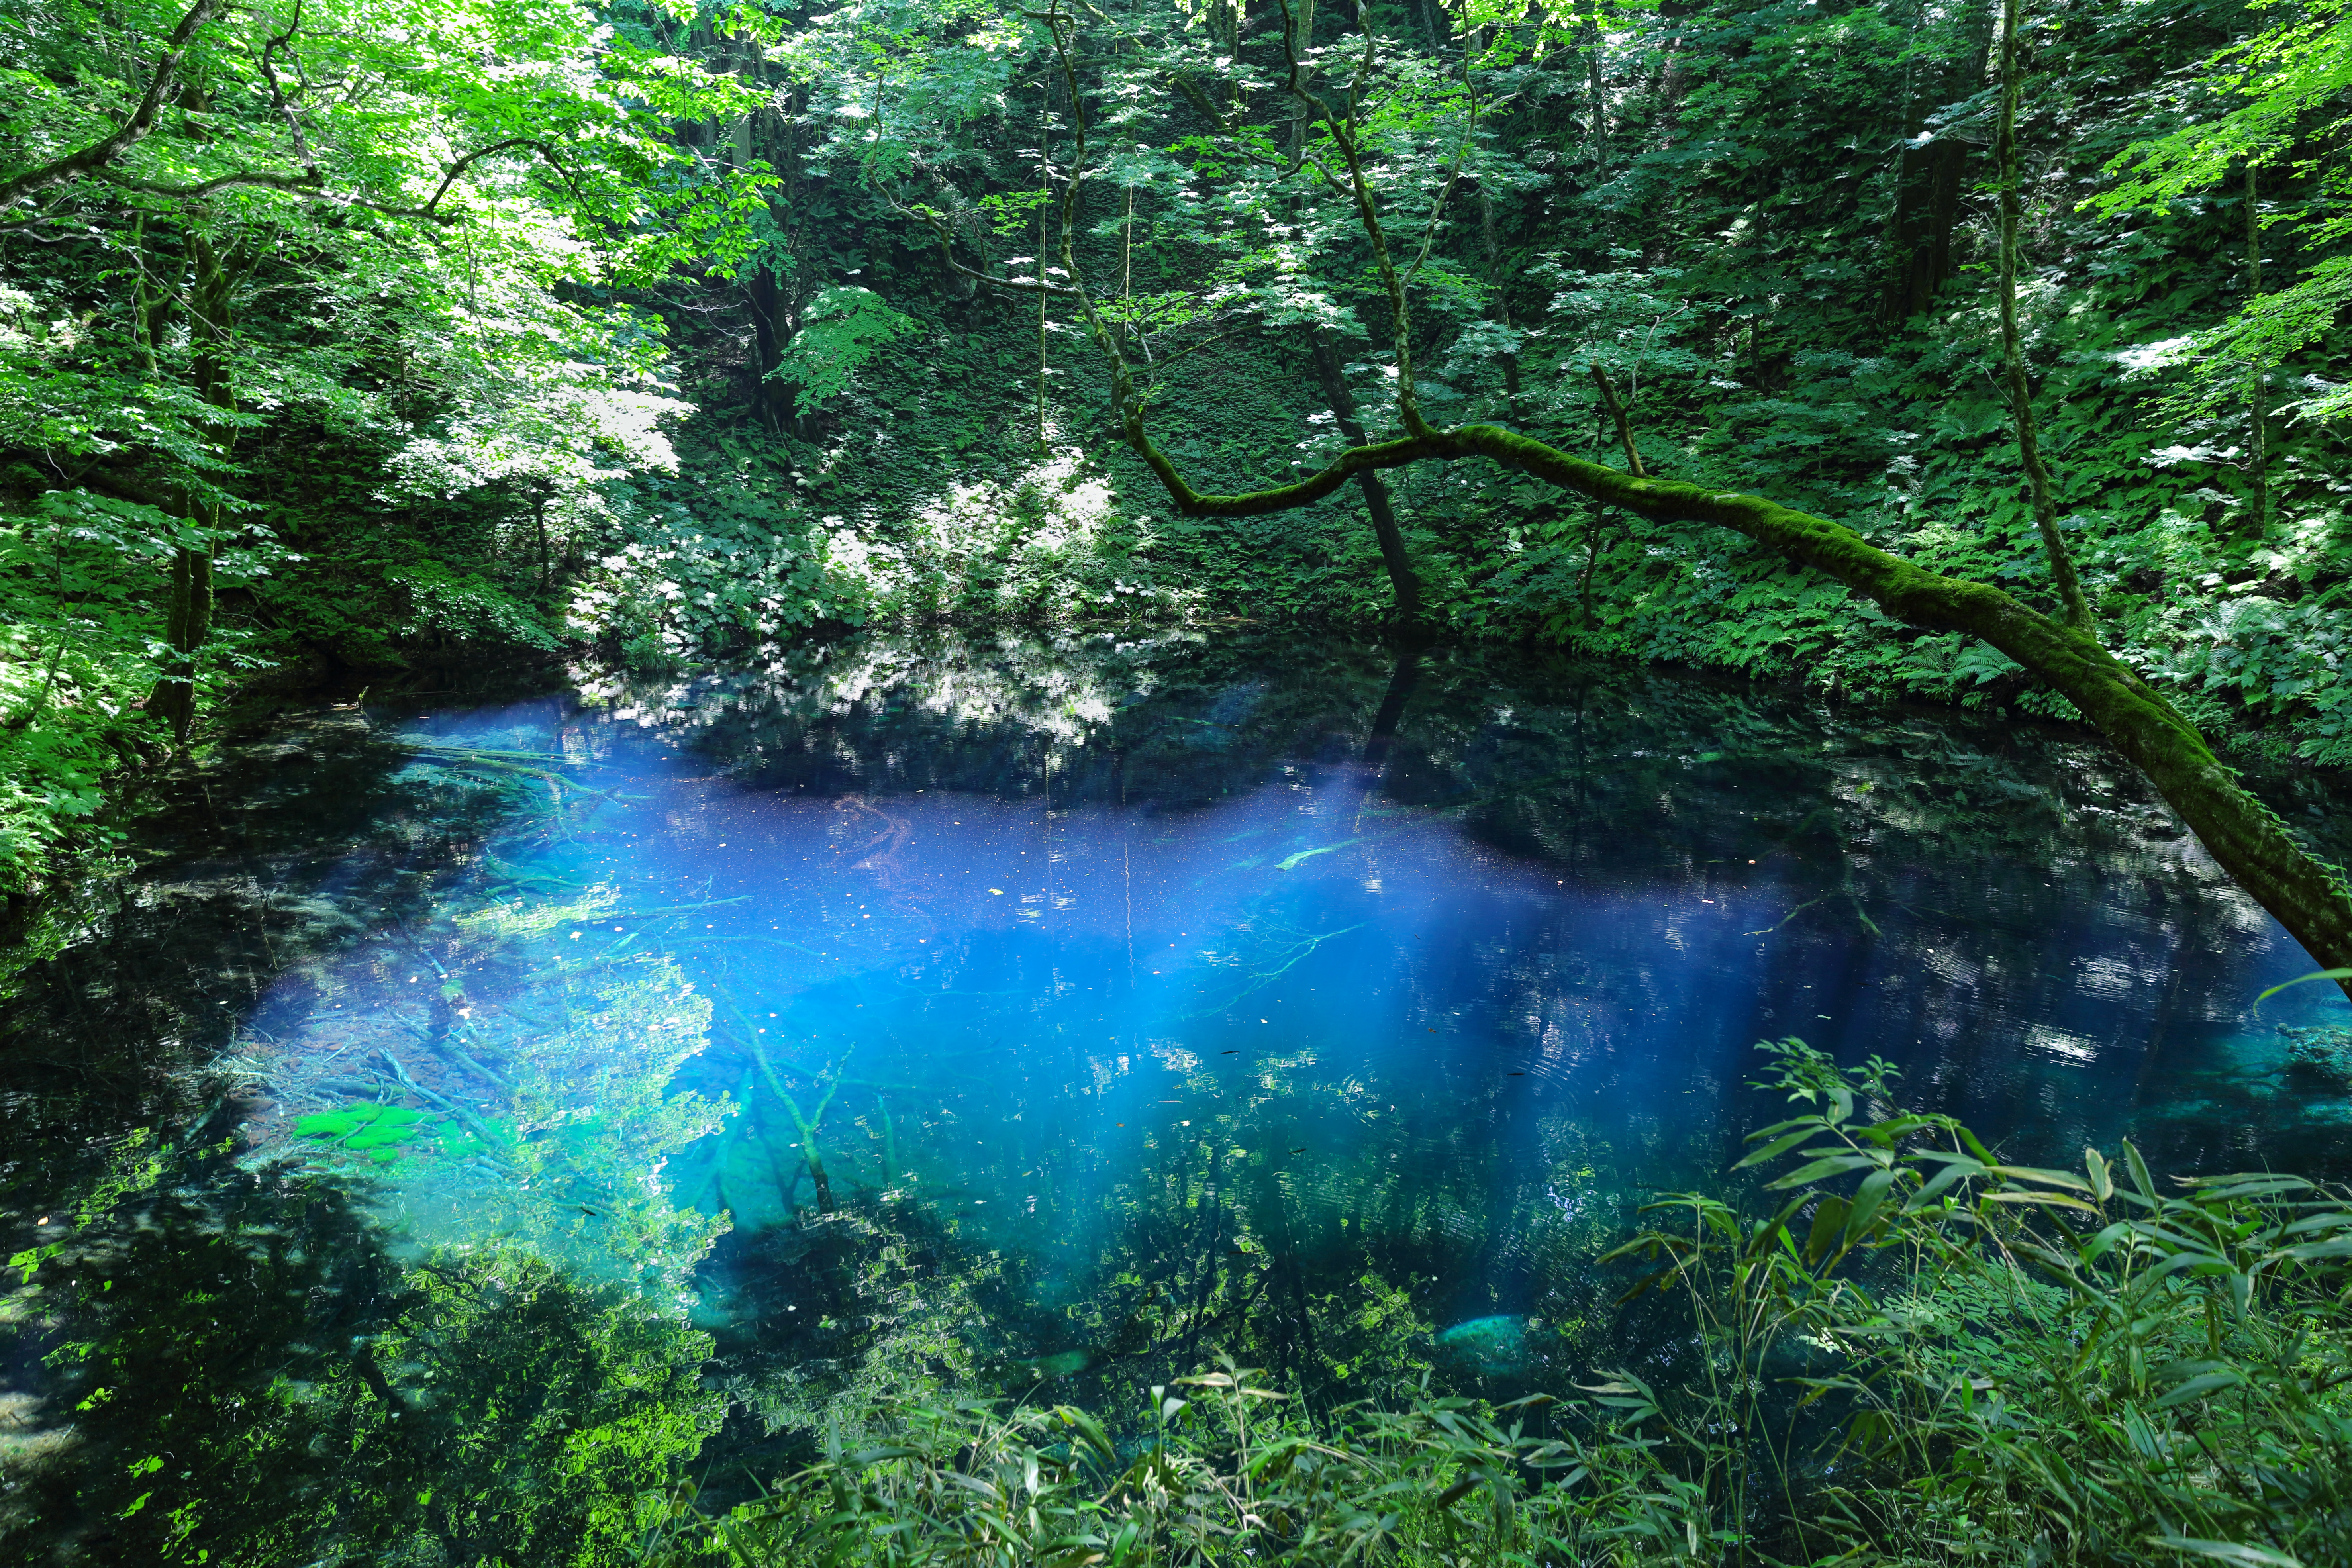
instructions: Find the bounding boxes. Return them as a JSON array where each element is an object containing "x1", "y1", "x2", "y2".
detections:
[{"x1": 4, "y1": 631, "x2": 2349, "y2": 1560}]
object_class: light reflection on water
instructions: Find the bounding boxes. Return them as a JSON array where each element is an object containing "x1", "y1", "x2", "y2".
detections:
[{"x1": 226, "y1": 634, "x2": 2352, "y2": 1359}]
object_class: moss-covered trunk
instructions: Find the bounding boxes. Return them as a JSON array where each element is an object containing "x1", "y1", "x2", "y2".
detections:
[{"x1": 1127, "y1": 417, "x2": 2352, "y2": 984}]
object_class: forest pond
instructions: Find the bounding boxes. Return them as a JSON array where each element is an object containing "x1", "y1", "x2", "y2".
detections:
[{"x1": 9, "y1": 631, "x2": 2352, "y2": 1536}]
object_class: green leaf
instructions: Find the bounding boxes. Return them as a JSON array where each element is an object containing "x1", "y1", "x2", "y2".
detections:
[
  {"x1": 2085, "y1": 1147, "x2": 2114, "y2": 1203},
  {"x1": 1769, "y1": 1154, "x2": 1878, "y2": 1190},
  {"x1": 2124, "y1": 1139, "x2": 2159, "y2": 1205},
  {"x1": 1905, "y1": 1160, "x2": 1982, "y2": 1211},
  {"x1": 1805, "y1": 1197, "x2": 1852, "y2": 1264},
  {"x1": 1981, "y1": 1190, "x2": 2102, "y2": 1214},
  {"x1": 1733, "y1": 1129, "x2": 1828, "y2": 1169},
  {"x1": 2083, "y1": 1221, "x2": 2134, "y2": 1263},
  {"x1": 2146, "y1": 1536, "x2": 2307, "y2": 1568},
  {"x1": 2151, "y1": 1372, "x2": 2246, "y2": 1407},
  {"x1": 1845, "y1": 1168, "x2": 1895, "y2": 1245},
  {"x1": 1985, "y1": 1164, "x2": 2093, "y2": 1192}
]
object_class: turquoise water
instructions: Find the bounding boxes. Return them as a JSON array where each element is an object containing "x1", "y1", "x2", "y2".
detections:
[
  {"x1": 8, "y1": 631, "x2": 2352, "y2": 1545},
  {"x1": 229, "y1": 637, "x2": 2352, "y2": 1323}
]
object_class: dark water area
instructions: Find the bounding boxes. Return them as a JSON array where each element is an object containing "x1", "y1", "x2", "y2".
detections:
[{"x1": 6, "y1": 630, "x2": 2352, "y2": 1559}]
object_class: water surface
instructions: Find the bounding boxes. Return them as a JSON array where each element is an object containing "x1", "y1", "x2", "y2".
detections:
[{"x1": 6, "y1": 631, "x2": 2350, "y2": 1552}]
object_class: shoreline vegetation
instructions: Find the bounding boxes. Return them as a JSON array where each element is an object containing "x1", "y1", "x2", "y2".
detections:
[
  {"x1": 639, "y1": 1041, "x2": 2352, "y2": 1567},
  {"x1": 14, "y1": 1021, "x2": 2351, "y2": 1565}
]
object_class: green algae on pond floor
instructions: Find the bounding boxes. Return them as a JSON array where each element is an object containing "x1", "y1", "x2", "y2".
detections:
[
  {"x1": 293, "y1": 1101, "x2": 435, "y2": 1161},
  {"x1": 236, "y1": 879, "x2": 733, "y2": 1297}
]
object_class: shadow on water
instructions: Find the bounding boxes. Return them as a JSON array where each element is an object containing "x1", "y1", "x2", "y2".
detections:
[{"x1": 5, "y1": 629, "x2": 2351, "y2": 1559}]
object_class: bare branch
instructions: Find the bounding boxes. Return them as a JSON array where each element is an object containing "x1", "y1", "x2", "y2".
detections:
[
  {"x1": 98, "y1": 166, "x2": 325, "y2": 199},
  {"x1": 1137, "y1": 329, "x2": 1237, "y2": 401},
  {"x1": 259, "y1": 0, "x2": 318, "y2": 176},
  {"x1": 1167, "y1": 71, "x2": 1235, "y2": 131},
  {"x1": 896, "y1": 199, "x2": 1084, "y2": 296},
  {"x1": 1588, "y1": 364, "x2": 1644, "y2": 476}
]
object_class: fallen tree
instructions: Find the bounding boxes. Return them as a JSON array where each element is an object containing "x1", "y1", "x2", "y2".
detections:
[{"x1": 942, "y1": 0, "x2": 2352, "y2": 986}]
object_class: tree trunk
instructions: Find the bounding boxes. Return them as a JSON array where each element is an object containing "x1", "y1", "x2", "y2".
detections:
[
  {"x1": 1288, "y1": 0, "x2": 1318, "y2": 164},
  {"x1": 1474, "y1": 186, "x2": 1525, "y2": 423},
  {"x1": 150, "y1": 235, "x2": 237, "y2": 747},
  {"x1": 1585, "y1": 7, "x2": 1608, "y2": 190},
  {"x1": 1994, "y1": 0, "x2": 2091, "y2": 629},
  {"x1": 2246, "y1": 162, "x2": 2270, "y2": 535},
  {"x1": 734, "y1": 82, "x2": 796, "y2": 435},
  {"x1": 1880, "y1": 0, "x2": 1997, "y2": 324},
  {"x1": 1310, "y1": 327, "x2": 1423, "y2": 625},
  {"x1": 746, "y1": 268, "x2": 790, "y2": 432}
]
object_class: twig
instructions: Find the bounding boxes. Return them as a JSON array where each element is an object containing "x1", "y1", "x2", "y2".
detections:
[{"x1": 377, "y1": 1048, "x2": 510, "y2": 1156}]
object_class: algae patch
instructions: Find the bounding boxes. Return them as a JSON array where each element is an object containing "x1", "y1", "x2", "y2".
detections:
[{"x1": 294, "y1": 1102, "x2": 436, "y2": 1164}]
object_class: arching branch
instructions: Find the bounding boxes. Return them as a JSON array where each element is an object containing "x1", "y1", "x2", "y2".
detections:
[
  {"x1": 1002, "y1": 7, "x2": 2352, "y2": 990},
  {"x1": 897, "y1": 198, "x2": 1085, "y2": 298},
  {"x1": 359, "y1": 138, "x2": 588, "y2": 225}
]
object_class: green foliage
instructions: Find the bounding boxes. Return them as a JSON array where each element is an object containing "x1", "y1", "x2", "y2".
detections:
[
  {"x1": 3, "y1": 1122, "x2": 723, "y2": 1566},
  {"x1": 647, "y1": 1041, "x2": 2352, "y2": 1567},
  {"x1": 772, "y1": 287, "x2": 921, "y2": 411},
  {"x1": 1596, "y1": 1037, "x2": 2352, "y2": 1562},
  {"x1": 0, "y1": 489, "x2": 268, "y2": 889},
  {"x1": 653, "y1": 1365, "x2": 1615, "y2": 1567},
  {"x1": 2092, "y1": 0, "x2": 2352, "y2": 420},
  {"x1": 0, "y1": 0, "x2": 753, "y2": 854}
]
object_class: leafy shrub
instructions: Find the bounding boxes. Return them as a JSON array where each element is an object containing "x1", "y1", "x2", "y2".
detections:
[{"x1": 651, "y1": 1041, "x2": 2352, "y2": 1567}]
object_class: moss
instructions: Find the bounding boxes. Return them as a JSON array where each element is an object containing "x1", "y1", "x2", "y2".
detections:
[
  {"x1": 295, "y1": 1101, "x2": 430, "y2": 1153},
  {"x1": 2283, "y1": 1025, "x2": 2352, "y2": 1085}
]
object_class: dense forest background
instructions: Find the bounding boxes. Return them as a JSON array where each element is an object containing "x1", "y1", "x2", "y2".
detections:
[{"x1": 2, "y1": 0, "x2": 2346, "y2": 892}]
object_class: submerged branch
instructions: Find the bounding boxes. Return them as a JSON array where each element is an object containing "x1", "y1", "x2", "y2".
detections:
[
  {"x1": 719, "y1": 977, "x2": 853, "y2": 1213},
  {"x1": 376, "y1": 1048, "x2": 510, "y2": 1157}
]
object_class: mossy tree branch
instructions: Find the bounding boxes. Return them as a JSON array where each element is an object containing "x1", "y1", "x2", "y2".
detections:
[{"x1": 994, "y1": 3, "x2": 2352, "y2": 987}]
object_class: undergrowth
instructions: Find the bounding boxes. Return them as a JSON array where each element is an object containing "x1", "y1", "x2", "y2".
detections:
[{"x1": 641, "y1": 1040, "x2": 2352, "y2": 1567}]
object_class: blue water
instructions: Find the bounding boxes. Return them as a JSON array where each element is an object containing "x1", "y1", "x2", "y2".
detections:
[{"x1": 214, "y1": 636, "x2": 2352, "y2": 1366}]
